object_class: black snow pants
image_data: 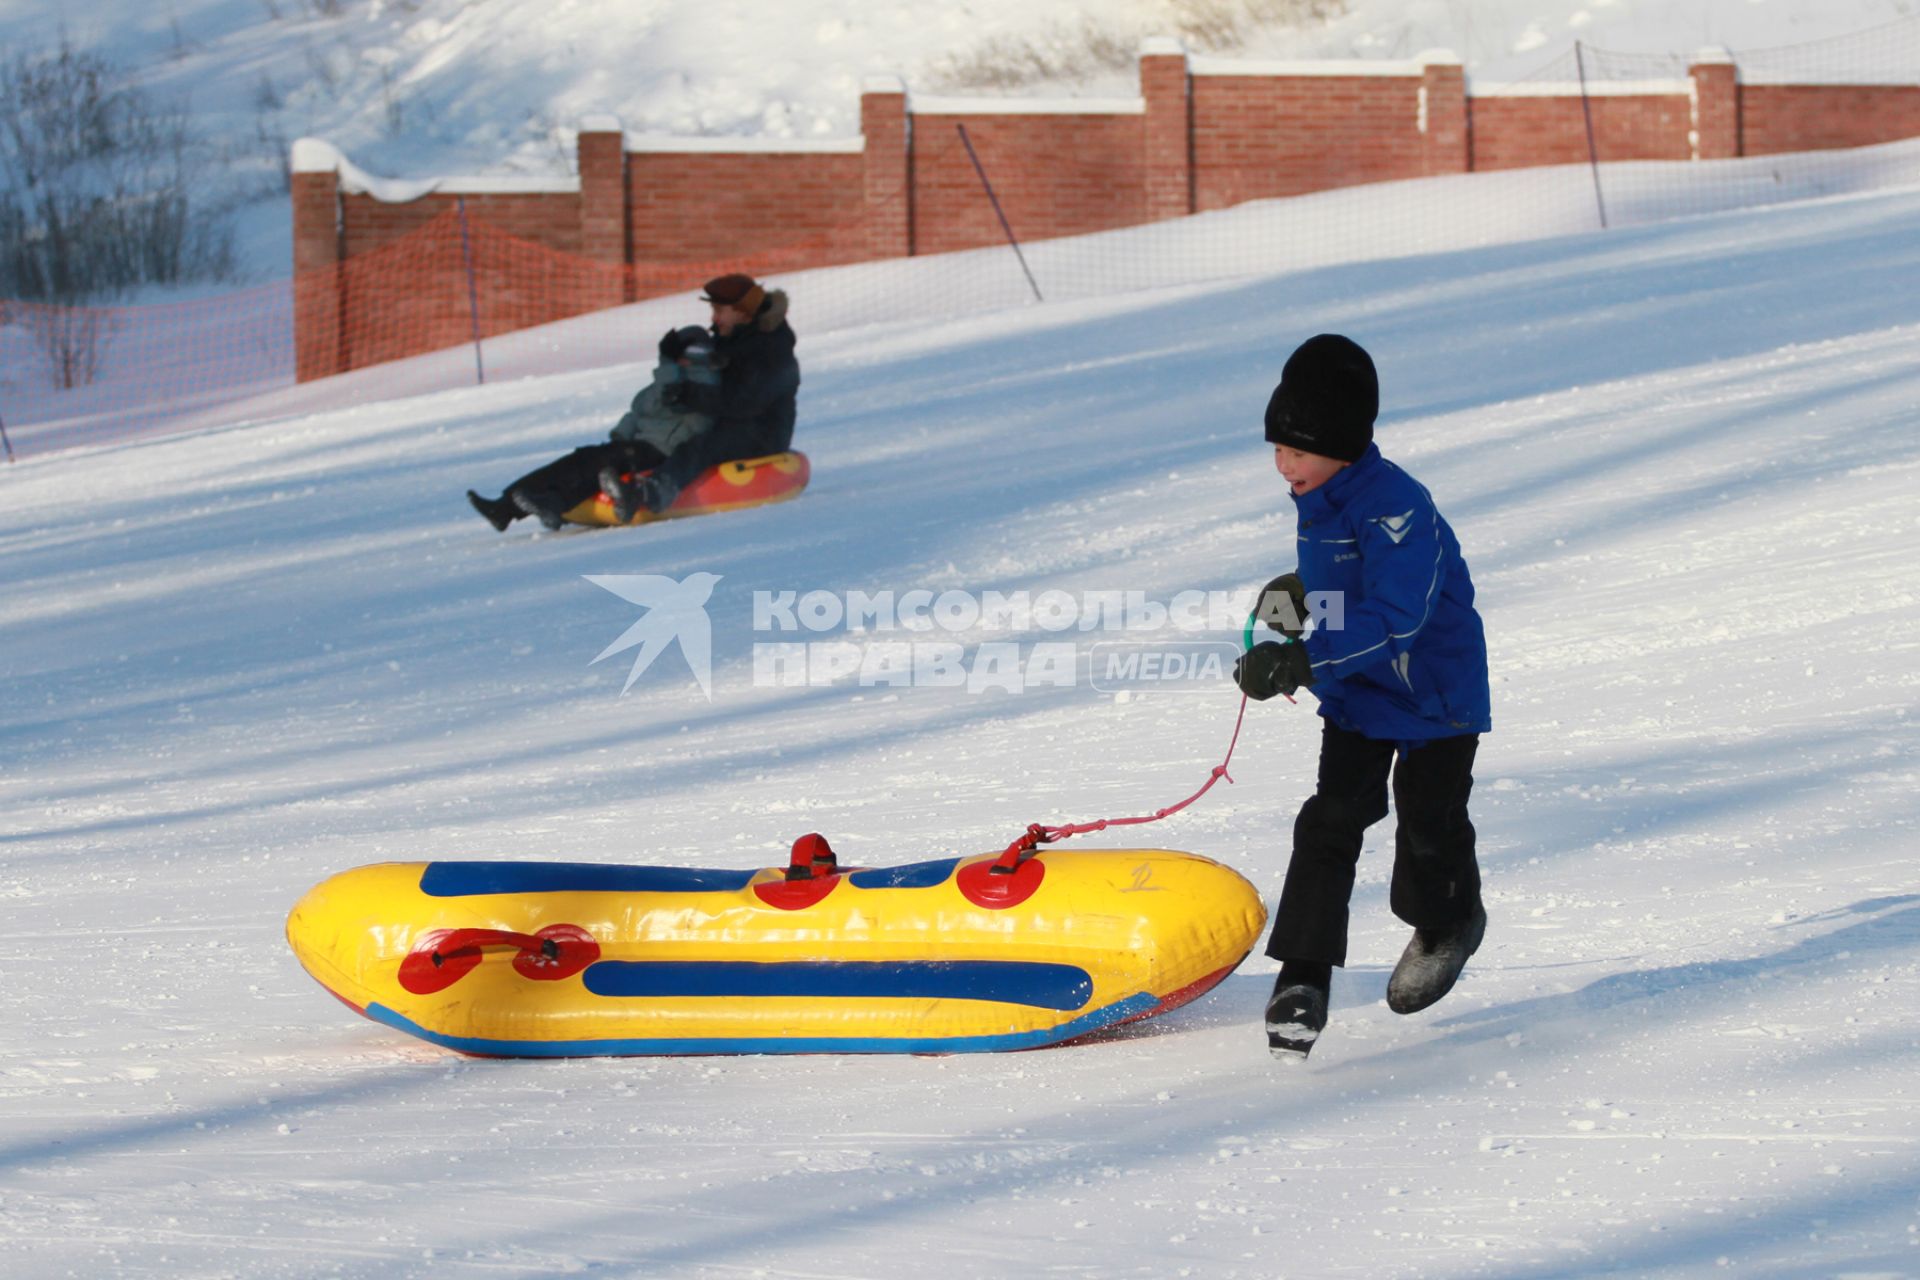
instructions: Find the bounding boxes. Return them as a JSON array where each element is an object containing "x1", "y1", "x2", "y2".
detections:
[
  {"x1": 1264, "y1": 720, "x2": 1482, "y2": 967},
  {"x1": 507, "y1": 440, "x2": 667, "y2": 511}
]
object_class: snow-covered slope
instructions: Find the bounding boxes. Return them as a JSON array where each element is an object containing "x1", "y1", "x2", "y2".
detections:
[{"x1": 3, "y1": 165, "x2": 1919, "y2": 1274}]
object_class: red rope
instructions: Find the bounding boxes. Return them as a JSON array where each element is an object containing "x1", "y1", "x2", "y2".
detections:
[{"x1": 992, "y1": 692, "x2": 1252, "y2": 871}]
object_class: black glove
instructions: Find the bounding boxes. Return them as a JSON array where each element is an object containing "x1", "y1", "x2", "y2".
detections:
[
  {"x1": 1255, "y1": 573, "x2": 1309, "y2": 638},
  {"x1": 659, "y1": 328, "x2": 689, "y2": 362},
  {"x1": 1234, "y1": 640, "x2": 1313, "y2": 701},
  {"x1": 659, "y1": 377, "x2": 690, "y2": 408}
]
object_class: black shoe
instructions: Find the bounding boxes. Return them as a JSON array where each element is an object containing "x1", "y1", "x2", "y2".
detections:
[
  {"x1": 1266, "y1": 975, "x2": 1329, "y2": 1060},
  {"x1": 599, "y1": 465, "x2": 638, "y2": 524},
  {"x1": 1386, "y1": 903, "x2": 1487, "y2": 1015},
  {"x1": 511, "y1": 488, "x2": 565, "y2": 532},
  {"x1": 466, "y1": 490, "x2": 515, "y2": 532},
  {"x1": 638, "y1": 472, "x2": 680, "y2": 514}
]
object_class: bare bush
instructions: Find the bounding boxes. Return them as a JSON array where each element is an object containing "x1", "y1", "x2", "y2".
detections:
[
  {"x1": 927, "y1": 0, "x2": 1350, "y2": 91},
  {"x1": 1173, "y1": 0, "x2": 1348, "y2": 48},
  {"x1": 1173, "y1": 0, "x2": 1248, "y2": 48},
  {"x1": 0, "y1": 37, "x2": 234, "y2": 385},
  {"x1": 928, "y1": 19, "x2": 1136, "y2": 92},
  {"x1": 21, "y1": 300, "x2": 121, "y2": 390}
]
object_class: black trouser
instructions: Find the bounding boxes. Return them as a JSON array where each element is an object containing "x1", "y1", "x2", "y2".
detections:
[
  {"x1": 1264, "y1": 720, "x2": 1481, "y2": 967},
  {"x1": 507, "y1": 441, "x2": 666, "y2": 511}
]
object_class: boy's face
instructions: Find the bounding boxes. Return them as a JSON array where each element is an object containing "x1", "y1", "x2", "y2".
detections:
[
  {"x1": 710, "y1": 302, "x2": 751, "y2": 335},
  {"x1": 1274, "y1": 445, "x2": 1347, "y2": 497}
]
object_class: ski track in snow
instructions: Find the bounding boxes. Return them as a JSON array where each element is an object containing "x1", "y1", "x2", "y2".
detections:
[{"x1": 3, "y1": 179, "x2": 1920, "y2": 1275}]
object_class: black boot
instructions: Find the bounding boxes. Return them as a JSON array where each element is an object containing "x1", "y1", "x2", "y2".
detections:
[
  {"x1": 511, "y1": 487, "x2": 566, "y2": 532},
  {"x1": 1386, "y1": 903, "x2": 1486, "y2": 1015},
  {"x1": 637, "y1": 472, "x2": 681, "y2": 514},
  {"x1": 599, "y1": 465, "x2": 639, "y2": 525},
  {"x1": 467, "y1": 490, "x2": 517, "y2": 532},
  {"x1": 1266, "y1": 961, "x2": 1331, "y2": 1060}
]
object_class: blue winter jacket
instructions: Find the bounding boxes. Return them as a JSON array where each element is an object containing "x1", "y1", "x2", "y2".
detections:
[{"x1": 1291, "y1": 443, "x2": 1491, "y2": 741}]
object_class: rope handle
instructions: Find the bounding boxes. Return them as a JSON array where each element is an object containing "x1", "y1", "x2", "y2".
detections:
[
  {"x1": 999, "y1": 593, "x2": 1287, "y2": 864},
  {"x1": 992, "y1": 687, "x2": 1251, "y2": 871},
  {"x1": 806, "y1": 598, "x2": 1285, "y2": 876}
]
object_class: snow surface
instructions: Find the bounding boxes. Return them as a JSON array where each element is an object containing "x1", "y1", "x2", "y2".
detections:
[
  {"x1": 4, "y1": 144, "x2": 1920, "y2": 1275},
  {"x1": 2, "y1": 0, "x2": 1917, "y2": 285}
]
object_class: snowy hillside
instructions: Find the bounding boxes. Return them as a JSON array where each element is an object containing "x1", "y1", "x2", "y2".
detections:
[
  {"x1": 2, "y1": 0, "x2": 1916, "y2": 282},
  {"x1": 4, "y1": 153, "x2": 1920, "y2": 1275}
]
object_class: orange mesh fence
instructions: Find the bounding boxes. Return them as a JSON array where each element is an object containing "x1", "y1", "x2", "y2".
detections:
[{"x1": 1, "y1": 283, "x2": 294, "y2": 457}]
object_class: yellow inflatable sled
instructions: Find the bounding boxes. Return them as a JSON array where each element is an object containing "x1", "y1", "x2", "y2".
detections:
[
  {"x1": 562, "y1": 451, "x2": 809, "y2": 527},
  {"x1": 286, "y1": 840, "x2": 1266, "y2": 1056}
]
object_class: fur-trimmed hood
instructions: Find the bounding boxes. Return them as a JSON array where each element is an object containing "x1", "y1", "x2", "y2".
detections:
[{"x1": 753, "y1": 288, "x2": 790, "y2": 333}]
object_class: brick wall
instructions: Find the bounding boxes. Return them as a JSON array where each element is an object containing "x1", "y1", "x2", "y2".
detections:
[
  {"x1": 291, "y1": 51, "x2": 1920, "y2": 379},
  {"x1": 909, "y1": 110, "x2": 1146, "y2": 256},
  {"x1": 626, "y1": 151, "x2": 868, "y2": 264},
  {"x1": 290, "y1": 170, "x2": 342, "y2": 383},
  {"x1": 1192, "y1": 70, "x2": 1428, "y2": 210},
  {"x1": 1470, "y1": 91, "x2": 1693, "y2": 171},
  {"x1": 1739, "y1": 84, "x2": 1920, "y2": 155},
  {"x1": 340, "y1": 191, "x2": 584, "y2": 257}
]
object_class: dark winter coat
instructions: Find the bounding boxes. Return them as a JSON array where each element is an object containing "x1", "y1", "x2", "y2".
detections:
[
  {"x1": 1292, "y1": 443, "x2": 1491, "y2": 742},
  {"x1": 679, "y1": 288, "x2": 799, "y2": 459},
  {"x1": 609, "y1": 356, "x2": 720, "y2": 456}
]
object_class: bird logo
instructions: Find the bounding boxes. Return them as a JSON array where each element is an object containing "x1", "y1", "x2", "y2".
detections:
[{"x1": 585, "y1": 572, "x2": 722, "y2": 698}]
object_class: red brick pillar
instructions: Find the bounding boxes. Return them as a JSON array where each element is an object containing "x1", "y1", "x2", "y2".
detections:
[
  {"x1": 577, "y1": 116, "x2": 629, "y2": 306},
  {"x1": 290, "y1": 140, "x2": 344, "y2": 382},
  {"x1": 1420, "y1": 54, "x2": 1469, "y2": 175},
  {"x1": 1140, "y1": 38, "x2": 1192, "y2": 221},
  {"x1": 1691, "y1": 48, "x2": 1739, "y2": 160},
  {"x1": 861, "y1": 77, "x2": 912, "y2": 259}
]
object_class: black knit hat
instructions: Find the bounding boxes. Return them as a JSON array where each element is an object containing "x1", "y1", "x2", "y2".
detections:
[
  {"x1": 1263, "y1": 334, "x2": 1379, "y2": 463},
  {"x1": 658, "y1": 325, "x2": 713, "y2": 362}
]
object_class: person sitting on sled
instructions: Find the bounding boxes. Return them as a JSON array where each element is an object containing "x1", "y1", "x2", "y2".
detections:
[
  {"x1": 1232, "y1": 333, "x2": 1492, "y2": 1060},
  {"x1": 599, "y1": 272, "x2": 799, "y2": 523},
  {"x1": 466, "y1": 325, "x2": 721, "y2": 532}
]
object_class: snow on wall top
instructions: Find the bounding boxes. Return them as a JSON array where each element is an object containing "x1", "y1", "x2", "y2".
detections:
[
  {"x1": 1188, "y1": 54, "x2": 1430, "y2": 78},
  {"x1": 906, "y1": 95, "x2": 1146, "y2": 116},
  {"x1": 623, "y1": 135, "x2": 866, "y2": 154},
  {"x1": 291, "y1": 138, "x2": 578, "y2": 200}
]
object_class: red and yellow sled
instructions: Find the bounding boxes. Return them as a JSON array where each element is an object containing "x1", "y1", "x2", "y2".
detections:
[{"x1": 563, "y1": 450, "x2": 809, "y2": 527}]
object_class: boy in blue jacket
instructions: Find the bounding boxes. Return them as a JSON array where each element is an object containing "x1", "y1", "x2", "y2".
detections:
[{"x1": 1233, "y1": 334, "x2": 1492, "y2": 1059}]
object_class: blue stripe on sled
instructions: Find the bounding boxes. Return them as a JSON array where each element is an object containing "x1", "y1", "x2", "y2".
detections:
[
  {"x1": 582, "y1": 959, "x2": 1092, "y2": 1010},
  {"x1": 419, "y1": 862, "x2": 756, "y2": 897},
  {"x1": 360, "y1": 992, "x2": 1158, "y2": 1057},
  {"x1": 847, "y1": 858, "x2": 960, "y2": 889}
]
